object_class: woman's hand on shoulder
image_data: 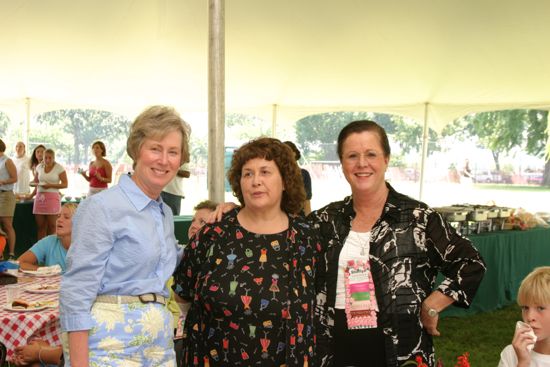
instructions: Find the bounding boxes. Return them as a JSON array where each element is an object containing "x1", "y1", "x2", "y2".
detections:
[{"x1": 207, "y1": 202, "x2": 238, "y2": 223}]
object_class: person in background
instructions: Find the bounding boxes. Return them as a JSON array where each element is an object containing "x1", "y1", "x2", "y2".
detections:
[
  {"x1": 30, "y1": 149, "x2": 68, "y2": 240},
  {"x1": 17, "y1": 202, "x2": 78, "y2": 272},
  {"x1": 13, "y1": 339, "x2": 63, "y2": 367},
  {"x1": 13, "y1": 141, "x2": 31, "y2": 195},
  {"x1": 166, "y1": 199, "x2": 218, "y2": 367},
  {"x1": 29, "y1": 144, "x2": 46, "y2": 177},
  {"x1": 310, "y1": 120, "x2": 486, "y2": 366},
  {"x1": 0, "y1": 138, "x2": 17, "y2": 260},
  {"x1": 26, "y1": 144, "x2": 46, "y2": 200},
  {"x1": 60, "y1": 105, "x2": 190, "y2": 366},
  {"x1": 186, "y1": 199, "x2": 218, "y2": 239},
  {"x1": 498, "y1": 266, "x2": 550, "y2": 367},
  {"x1": 460, "y1": 158, "x2": 473, "y2": 184},
  {"x1": 161, "y1": 163, "x2": 190, "y2": 215},
  {"x1": 173, "y1": 137, "x2": 319, "y2": 366},
  {"x1": 284, "y1": 140, "x2": 312, "y2": 215},
  {"x1": 79, "y1": 140, "x2": 112, "y2": 196}
]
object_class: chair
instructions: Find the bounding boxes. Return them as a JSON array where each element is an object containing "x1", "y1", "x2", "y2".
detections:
[{"x1": 0, "y1": 341, "x2": 7, "y2": 365}]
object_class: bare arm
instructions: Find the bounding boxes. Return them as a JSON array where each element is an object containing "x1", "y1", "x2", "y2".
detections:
[
  {"x1": 17, "y1": 250, "x2": 39, "y2": 271},
  {"x1": 43, "y1": 170, "x2": 68, "y2": 190},
  {"x1": 420, "y1": 290, "x2": 454, "y2": 336},
  {"x1": 103, "y1": 160, "x2": 113, "y2": 183},
  {"x1": 69, "y1": 331, "x2": 90, "y2": 367},
  {"x1": 27, "y1": 170, "x2": 38, "y2": 199},
  {"x1": 0, "y1": 159, "x2": 17, "y2": 185},
  {"x1": 80, "y1": 170, "x2": 91, "y2": 181},
  {"x1": 14, "y1": 341, "x2": 63, "y2": 365}
]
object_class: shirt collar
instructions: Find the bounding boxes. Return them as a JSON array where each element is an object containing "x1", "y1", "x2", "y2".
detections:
[{"x1": 119, "y1": 174, "x2": 163, "y2": 212}]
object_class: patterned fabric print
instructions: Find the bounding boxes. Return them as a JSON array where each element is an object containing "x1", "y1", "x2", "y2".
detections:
[
  {"x1": 309, "y1": 183, "x2": 486, "y2": 367},
  {"x1": 65, "y1": 302, "x2": 176, "y2": 367},
  {"x1": 173, "y1": 208, "x2": 318, "y2": 366}
]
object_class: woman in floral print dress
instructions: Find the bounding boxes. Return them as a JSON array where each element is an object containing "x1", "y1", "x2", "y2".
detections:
[{"x1": 173, "y1": 137, "x2": 320, "y2": 366}]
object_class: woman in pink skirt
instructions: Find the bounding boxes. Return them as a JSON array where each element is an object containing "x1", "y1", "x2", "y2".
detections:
[{"x1": 32, "y1": 148, "x2": 68, "y2": 239}]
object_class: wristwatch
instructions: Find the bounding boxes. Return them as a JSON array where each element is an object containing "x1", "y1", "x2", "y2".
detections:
[{"x1": 424, "y1": 303, "x2": 438, "y2": 317}]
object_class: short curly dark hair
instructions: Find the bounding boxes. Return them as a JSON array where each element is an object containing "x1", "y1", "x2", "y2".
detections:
[{"x1": 227, "y1": 137, "x2": 306, "y2": 215}]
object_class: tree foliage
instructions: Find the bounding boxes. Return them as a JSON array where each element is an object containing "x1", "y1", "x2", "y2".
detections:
[
  {"x1": 444, "y1": 109, "x2": 549, "y2": 185},
  {"x1": 35, "y1": 109, "x2": 130, "y2": 165},
  {"x1": 0, "y1": 112, "x2": 9, "y2": 137},
  {"x1": 295, "y1": 111, "x2": 439, "y2": 161},
  {"x1": 225, "y1": 113, "x2": 270, "y2": 144}
]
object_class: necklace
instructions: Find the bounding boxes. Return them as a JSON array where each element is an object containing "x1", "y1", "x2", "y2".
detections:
[{"x1": 350, "y1": 231, "x2": 370, "y2": 256}]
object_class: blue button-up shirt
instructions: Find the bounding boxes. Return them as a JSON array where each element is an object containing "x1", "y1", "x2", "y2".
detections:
[{"x1": 60, "y1": 174, "x2": 183, "y2": 332}]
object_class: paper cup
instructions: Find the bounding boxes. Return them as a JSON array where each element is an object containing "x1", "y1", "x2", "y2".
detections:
[{"x1": 5, "y1": 284, "x2": 21, "y2": 304}]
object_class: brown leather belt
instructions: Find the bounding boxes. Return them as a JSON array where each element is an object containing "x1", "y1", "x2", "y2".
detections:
[{"x1": 95, "y1": 293, "x2": 167, "y2": 306}]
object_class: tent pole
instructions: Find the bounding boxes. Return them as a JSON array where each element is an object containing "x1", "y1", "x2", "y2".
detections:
[
  {"x1": 24, "y1": 97, "x2": 31, "y2": 148},
  {"x1": 271, "y1": 104, "x2": 278, "y2": 137},
  {"x1": 418, "y1": 103, "x2": 429, "y2": 200},
  {"x1": 207, "y1": 0, "x2": 225, "y2": 204}
]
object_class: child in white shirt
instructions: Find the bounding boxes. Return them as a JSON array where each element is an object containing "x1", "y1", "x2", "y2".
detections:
[{"x1": 499, "y1": 266, "x2": 550, "y2": 367}]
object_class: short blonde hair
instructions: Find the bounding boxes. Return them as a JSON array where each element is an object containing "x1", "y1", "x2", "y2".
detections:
[
  {"x1": 517, "y1": 266, "x2": 550, "y2": 306},
  {"x1": 44, "y1": 148, "x2": 55, "y2": 160},
  {"x1": 126, "y1": 106, "x2": 191, "y2": 168},
  {"x1": 62, "y1": 202, "x2": 79, "y2": 217}
]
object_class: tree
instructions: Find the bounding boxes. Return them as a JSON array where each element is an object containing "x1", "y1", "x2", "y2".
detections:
[
  {"x1": 295, "y1": 111, "x2": 438, "y2": 161},
  {"x1": 525, "y1": 110, "x2": 550, "y2": 186},
  {"x1": 225, "y1": 113, "x2": 270, "y2": 143},
  {"x1": 295, "y1": 112, "x2": 382, "y2": 160},
  {"x1": 35, "y1": 109, "x2": 130, "y2": 165},
  {"x1": 444, "y1": 109, "x2": 550, "y2": 186},
  {"x1": 445, "y1": 110, "x2": 525, "y2": 171},
  {"x1": 393, "y1": 118, "x2": 440, "y2": 155},
  {"x1": 0, "y1": 112, "x2": 8, "y2": 137}
]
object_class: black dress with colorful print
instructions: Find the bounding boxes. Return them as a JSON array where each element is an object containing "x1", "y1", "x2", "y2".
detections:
[{"x1": 173, "y1": 208, "x2": 319, "y2": 367}]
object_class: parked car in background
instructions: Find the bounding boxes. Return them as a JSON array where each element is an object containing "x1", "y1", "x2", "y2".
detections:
[
  {"x1": 523, "y1": 171, "x2": 543, "y2": 184},
  {"x1": 473, "y1": 170, "x2": 511, "y2": 184}
]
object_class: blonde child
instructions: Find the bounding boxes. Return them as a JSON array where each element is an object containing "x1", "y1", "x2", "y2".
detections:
[{"x1": 499, "y1": 266, "x2": 550, "y2": 367}]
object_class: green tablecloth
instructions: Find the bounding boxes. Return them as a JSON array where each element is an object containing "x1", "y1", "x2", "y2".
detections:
[
  {"x1": 443, "y1": 227, "x2": 550, "y2": 317},
  {"x1": 13, "y1": 201, "x2": 37, "y2": 256},
  {"x1": 13, "y1": 201, "x2": 193, "y2": 256},
  {"x1": 174, "y1": 215, "x2": 192, "y2": 244}
]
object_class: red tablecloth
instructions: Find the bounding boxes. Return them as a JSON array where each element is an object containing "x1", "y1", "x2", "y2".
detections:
[{"x1": 0, "y1": 274, "x2": 61, "y2": 362}]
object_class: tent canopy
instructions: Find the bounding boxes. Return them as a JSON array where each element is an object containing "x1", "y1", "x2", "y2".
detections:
[{"x1": 1, "y1": 0, "x2": 550, "y2": 127}]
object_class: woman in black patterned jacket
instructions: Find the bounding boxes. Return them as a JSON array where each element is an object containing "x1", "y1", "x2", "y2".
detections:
[{"x1": 310, "y1": 120, "x2": 486, "y2": 367}]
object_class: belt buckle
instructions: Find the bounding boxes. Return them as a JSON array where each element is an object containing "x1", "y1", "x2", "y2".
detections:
[{"x1": 138, "y1": 293, "x2": 157, "y2": 304}]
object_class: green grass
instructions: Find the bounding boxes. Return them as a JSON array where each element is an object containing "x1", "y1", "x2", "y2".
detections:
[{"x1": 435, "y1": 304, "x2": 520, "y2": 366}]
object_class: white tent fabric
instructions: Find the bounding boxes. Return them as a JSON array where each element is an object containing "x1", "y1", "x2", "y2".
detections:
[{"x1": 1, "y1": 0, "x2": 550, "y2": 127}]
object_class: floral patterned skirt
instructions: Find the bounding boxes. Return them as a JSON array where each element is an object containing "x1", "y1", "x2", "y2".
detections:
[{"x1": 62, "y1": 301, "x2": 176, "y2": 367}]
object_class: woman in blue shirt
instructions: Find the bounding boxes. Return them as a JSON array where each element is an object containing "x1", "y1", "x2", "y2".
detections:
[
  {"x1": 60, "y1": 106, "x2": 190, "y2": 367},
  {"x1": 18, "y1": 202, "x2": 78, "y2": 272}
]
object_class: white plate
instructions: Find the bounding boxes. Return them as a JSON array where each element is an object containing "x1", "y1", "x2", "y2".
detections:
[
  {"x1": 3, "y1": 304, "x2": 49, "y2": 312},
  {"x1": 25, "y1": 284, "x2": 60, "y2": 294},
  {"x1": 29, "y1": 182, "x2": 45, "y2": 187},
  {"x1": 21, "y1": 269, "x2": 61, "y2": 277}
]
